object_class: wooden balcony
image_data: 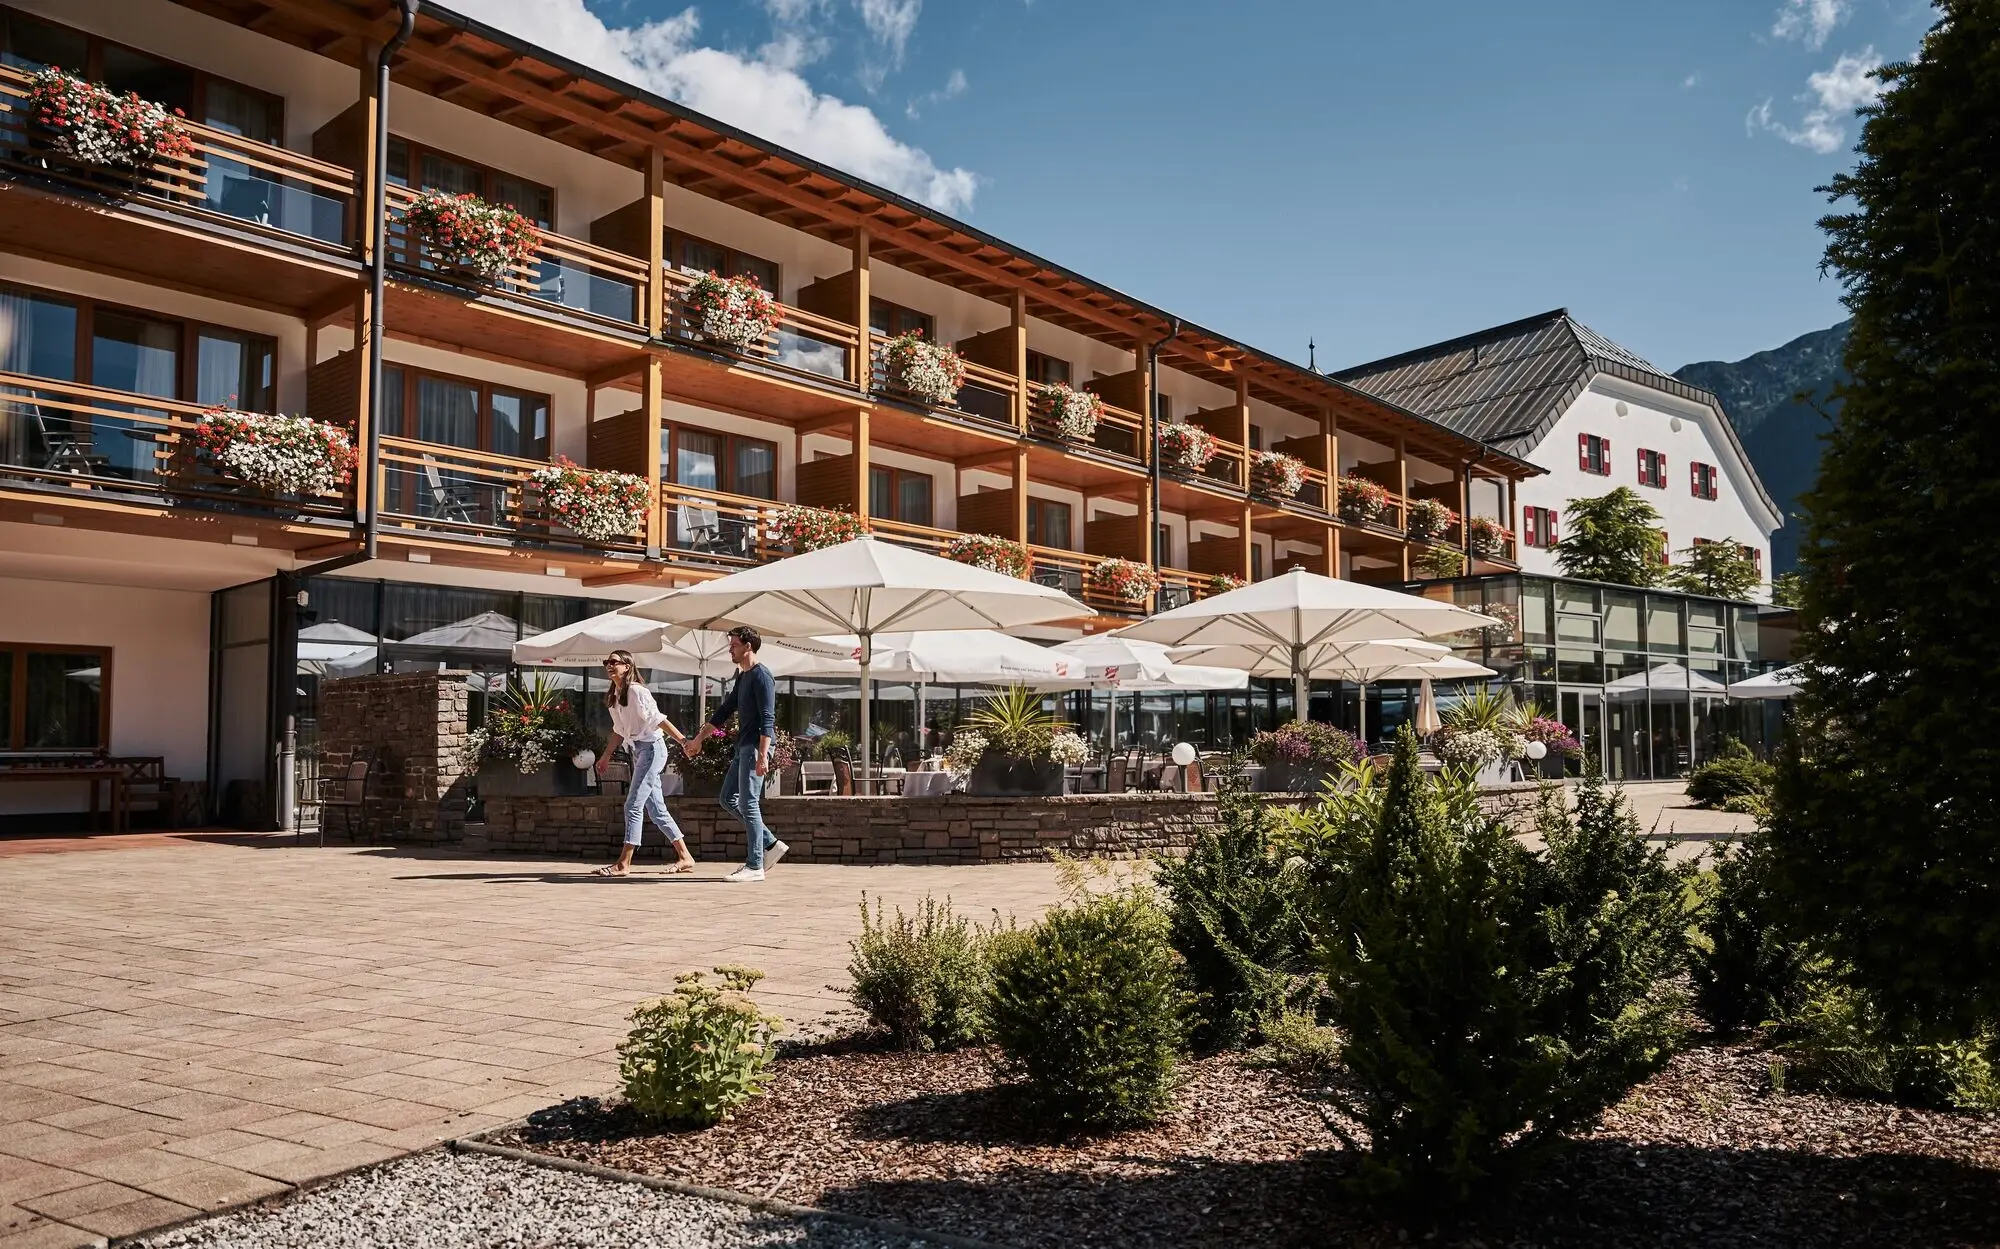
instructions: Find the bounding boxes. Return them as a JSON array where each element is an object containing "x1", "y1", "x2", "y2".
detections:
[
  {"x1": 657, "y1": 268, "x2": 865, "y2": 389},
  {"x1": 375, "y1": 437, "x2": 646, "y2": 558}
]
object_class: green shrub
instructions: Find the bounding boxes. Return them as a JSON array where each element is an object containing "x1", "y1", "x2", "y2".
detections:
[
  {"x1": 618, "y1": 966, "x2": 782, "y2": 1127},
  {"x1": 1260, "y1": 1008, "x2": 1343, "y2": 1082},
  {"x1": 1720, "y1": 793, "x2": 1769, "y2": 818},
  {"x1": 1155, "y1": 784, "x2": 1315, "y2": 1051},
  {"x1": 846, "y1": 894, "x2": 990, "y2": 1051},
  {"x1": 987, "y1": 885, "x2": 1189, "y2": 1128},
  {"x1": 1776, "y1": 979, "x2": 2000, "y2": 1112},
  {"x1": 1307, "y1": 729, "x2": 1687, "y2": 1209},
  {"x1": 1691, "y1": 835, "x2": 1814, "y2": 1035},
  {"x1": 1685, "y1": 740, "x2": 1773, "y2": 809}
]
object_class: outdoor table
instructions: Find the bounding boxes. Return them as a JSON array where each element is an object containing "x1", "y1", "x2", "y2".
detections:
[
  {"x1": 901, "y1": 770, "x2": 955, "y2": 798},
  {"x1": 0, "y1": 763, "x2": 125, "y2": 832},
  {"x1": 1065, "y1": 765, "x2": 1107, "y2": 794}
]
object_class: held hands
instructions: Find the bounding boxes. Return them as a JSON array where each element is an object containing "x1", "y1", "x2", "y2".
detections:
[{"x1": 753, "y1": 754, "x2": 769, "y2": 778}]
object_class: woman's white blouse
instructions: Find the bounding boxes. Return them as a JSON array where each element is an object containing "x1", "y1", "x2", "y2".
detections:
[{"x1": 608, "y1": 683, "x2": 667, "y2": 743}]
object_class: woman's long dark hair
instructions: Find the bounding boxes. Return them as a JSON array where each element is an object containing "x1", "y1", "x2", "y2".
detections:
[{"x1": 604, "y1": 649, "x2": 641, "y2": 709}]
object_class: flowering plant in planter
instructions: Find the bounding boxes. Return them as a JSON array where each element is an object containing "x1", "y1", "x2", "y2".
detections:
[
  {"x1": 1337, "y1": 472, "x2": 1389, "y2": 522},
  {"x1": 1518, "y1": 715, "x2": 1582, "y2": 760},
  {"x1": 1048, "y1": 729, "x2": 1091, "y2": 766},
  {"x1": 1467, "y1": 515, "x2": 1505, "y2": 557},
  {"x1": 1089, "y1": 557, "x2": 1160, "y2": 605},
  {"x1": 944, "y1": 533, "x2": 1029, "y2": 578},
  {"x1": 1251, "y1": 450, "x2": 1307, "y2": 498},
  {"x1": 191, "y1": 408, "x2": 356, "y2": 496},
  {"x1": 768, "y1": 504, "x2": 865, "y2": 552},
  {"x1": 1249, "y1": 721, "x2": 1365, "y2": 773},
  {"x1": 1033, "y1": 383, "x2": 1103, "y2": 442},
  {"x1": 877, "y1": 331, "x2": 964, "y2": 406},
  {"x1": 403, "y1": 189, "x2": 539, "y2": 282},
  {"x1": 1405, "y1": 497, "x2": 1455, "y2": 541},
  {"x1": 684, "y1": 272, "x2": 780, "y2": 351},
  {"x1": 464, "y1": 676, "x2": 594, "y2": 774},
  {"x1": 529, "y1": 457, "x2": 650, "y2": 543},
  {"x1": 943, "y1": 729, "x2": 989, "y2": 773},
  {"x1": 1157, "y1": 421, "x2": 1217, "y2": 474},
  {"x1": 29, "y1": 68, "x2": 193, "y2": 170},
  {"x1": 1434, "y1": 727, "x2": 1505, "y2": 773},
  {"x1": 1206, "y1": 573, "x2": 1246, "y2": 595}
]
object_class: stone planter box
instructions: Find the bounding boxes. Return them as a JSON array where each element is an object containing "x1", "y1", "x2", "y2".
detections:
[
  {"x1": 476, "y1": 760, "x2": 588, "y2": 798},
  {"x1": 1256, "y1": 764, "x2": 1334, "y2": 794},
  {"x1": 968, "y1": 755, "x2": 1063, "y2": 797}
]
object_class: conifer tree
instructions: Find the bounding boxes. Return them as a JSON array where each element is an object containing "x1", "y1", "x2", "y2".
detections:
[{"x1": 1554, "y1": 487, "x2": 1665, "y2": 586}]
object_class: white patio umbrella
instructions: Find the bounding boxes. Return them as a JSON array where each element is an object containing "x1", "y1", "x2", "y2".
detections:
[
  {"x1": 1727, "y1": 664, "x2": 1807, "y2": 700},
  {"x1": 1605, "y1": 662, "x2": 1727, "y2": 698},
  {"x1": 396, "y1": 610, "x2": 526, "y2": 651},
  {"x1": 1414, "y1": 679, "x2": 1443, "y2": 737},
  {"x1": 620, "y1": 538, "x2": 1087, "y2": 790},
  {"x1": 1039, "y1": 636, "x2": 1248, "y2": 757},
  {"x1": 511, "y1": 611, "x2": 832, "y2": 718},
  {"x1": 298, "y1": 622, "x2": 377, "y2": 675},
  {"x1": 1118, "y1": 568, "x2": 1499, "y2": 718},
  {"x1": 1164, "y1": 636, "x2": 1452, "y2": 742}
]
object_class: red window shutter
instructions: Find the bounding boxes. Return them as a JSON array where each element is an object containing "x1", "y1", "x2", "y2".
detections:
[
  {"x1": 1658, "y1": 453, "x2": 1666, "y2": 488},
  {"x1": 1547, "y1": 510, "x2": 1557, "y2": 547},
  {"x1": 1578, "y1": 434, "x2": 1589, "y2": 471},
  {"x1": 1600, "y1": 437, "x2": 1609, "y2": 473},
  {"x1": 1690, "y1": 462, "x2": 1698, "y2": 495},
  {"x1": 1523, "y1": 510, "x2": 1536, "y2": 547}
]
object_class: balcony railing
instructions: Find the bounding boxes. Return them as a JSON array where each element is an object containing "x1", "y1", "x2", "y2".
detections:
[
  {"x1": 1250, "y1": 461, "x2": 1331, "y2": 512},
  {"x1": 869, "y1": 333, "x2": 1019, "y2": 430},
  {"x1": 384, "y1": 185, "x2": 648, "y2": 328},
  {"x1": 0, "y1": 371, "x2": 352, "y2": 520},
  {"x1": 1336, "y1": 489, "x2": 1407, "y2": 534},
  {"x1": 658, "y1": 480, "x2": 778, "y2": 567},
  {"x1": 377, "y1": 437, "x2": 645, "y2": 554},
  {"x1": 0, "y1": 64, "x2": 353, "y2": 250},
  {"x1": 658, "y1": 269, "x2": 864, "y2": 385}
]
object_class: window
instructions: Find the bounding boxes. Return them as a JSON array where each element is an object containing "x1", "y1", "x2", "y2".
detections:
[
  {"x1": 1025, "y1": 350, "x2": 1070, "y2": 385},
  {"x1": 1738, "y1": 544, "x2": 1763, "y2": 578},
  {"x1": 0, "y1": 645, "x2": 110, "y2": 751},
  {"x1": 1637, "y1": 447, "x2": 1667, "y2": 489},
  {"x1": 667, "y1": 231, "x2": 779, "y2": 293},
  {"x1": 1154, "y1": 392, "x2": 1173, "y2": 423},
  {"x1": 1156, "y1": 524, "x2": 1173, "y2": 567},
  {"x1": 868, "y1": 465, "x2": 933, "y2": 526},
  {"x1": 1577, "y1": 433, "x2": 1610, "y2": 475},
  {"x1": 1523, "y1": 505, "x2": 1559, "y2": 549},
  {"x1": 0, "y1": 9, "x2": 282, "y2": 143},
  {"x1": 1027, "y1": 497, "x2": 1071, "y2": 549},
  {"x1": 869, "y1": 298, "x2": 934, "y2": 340},
  {"x1": 1656, "y1": 530, "x2": 1671, "y2": 565},
  {"x1": 664, "y1": 425, "x2": 778, "y2": 499},
  {"x1": 378, "y1": 366, "x2": 550, "y2": 460},
  {"x1": 1691, "y1": 461, "x2": 1719, "y2": 500},
  {"x1": 385, "y1": 139, "x2": 553, "y2": 225}
]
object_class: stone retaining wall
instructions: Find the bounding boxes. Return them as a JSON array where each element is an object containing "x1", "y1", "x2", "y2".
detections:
[{"x1": 317, "y1": 671, "x2": 471, "y2": 844}]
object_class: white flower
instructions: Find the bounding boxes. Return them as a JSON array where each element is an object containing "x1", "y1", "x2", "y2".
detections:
[
  {"x1": 1048, "y1": 730, "x2": 1090, "y2": 766},
  {"x1": 944, "y1": 730, "x2": 989, "y2": 772},
  {"x1": 1437, "y1": 729, "x2": 1503, "y2": 771}
]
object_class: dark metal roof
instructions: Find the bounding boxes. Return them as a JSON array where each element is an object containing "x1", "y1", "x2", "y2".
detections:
[{"x1": 1333, "y1": 310, "x2": 1778, "y2": 516}]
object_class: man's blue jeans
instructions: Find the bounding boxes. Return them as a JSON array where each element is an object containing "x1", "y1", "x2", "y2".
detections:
[{"x1": 719, "y1": 743, "x2": 777, "y2": 868}]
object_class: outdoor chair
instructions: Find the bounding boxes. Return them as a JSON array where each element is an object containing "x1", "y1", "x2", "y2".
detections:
[
  {"x1": 29, "y1": 401, "x2": 111, "y2": 476},
  {"x1": 313, "y1": 759, "x2": 369, "y2": 847},
  {"x1": 421, "y1": 455, "x2": 479, "y2": 525},
  {"x1": 112, "y1": 756, "x2": 181, "y2": 829},
  {"x1": 799, "y1": 760, "x2": 837, "y2": 795},
  {"x1": 676, "y1": 500, "x2": 722, "y2": 552}
]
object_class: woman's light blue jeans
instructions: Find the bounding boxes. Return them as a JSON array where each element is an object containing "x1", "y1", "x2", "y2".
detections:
[{"x1": 624, "y1": 738, "x2": 684, "y2": 847}]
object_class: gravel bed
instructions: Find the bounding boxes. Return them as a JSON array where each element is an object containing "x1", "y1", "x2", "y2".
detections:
[
  {"x1": 500, "y1": 1035, "x2": 2000, "y2": 1249},
  {"x1": 130, "y1": 1149, "x2": 954, "y2": 1249}
]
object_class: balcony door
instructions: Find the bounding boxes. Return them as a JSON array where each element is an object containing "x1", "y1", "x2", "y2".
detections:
[{"x1": 90, "y1": 311, "x2": 179, "y2": 481}]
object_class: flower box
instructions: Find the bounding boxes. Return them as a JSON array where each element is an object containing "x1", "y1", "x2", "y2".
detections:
[
  {"x1": 876, "y1": 331, "x2": 964, "y2": 407},
  {"x1": 404, "y1": 189, "x2": 539, "y2": 282},
  {"x1": 944, "y1": 533, "x2": 1029, "y2": 578},
  {"x1": 529, "y1": 457, "x2": 650, "y2": 543},
  {"x1": 768, "y1": 504, "x2": 864, "y2": 552},
  {"x1": 1251, "y1": 451, "x2": 1307, "y2": 499},
  {"x1": 191, "y1": 409, "x2": 355, "y2": 496},
  {"x1": 1033, "y1": 383, "x2": 1103, "y2": 442},
  {"x1": 1206, "y1": 574, "x2": 1245, "y2": 596},
  {"x1": 684, "y1": 272, "x2": 780, "y2": 352},
  {"x1": 1337, "y1": 473, "x2": 1390, "y2": 523},
  {"x1": 29, "y1": 68, "x2": 193, "y2": 171},
  {"x1": 1158, "y1": 422, "x2": 1217, "y2": 474},
  {"x1": 967, "y1": 755, "x2": 1065, "y2": 797},
  {"x1": 1405, "y1": 497, "x2": 1455, "y2": 541},
  {"x1": 1089, "y1": 557, "x2": 1160, "y2": 605},
  {"x1": 1468, "y1": 516, "x2": 1505, "y2": 557}
]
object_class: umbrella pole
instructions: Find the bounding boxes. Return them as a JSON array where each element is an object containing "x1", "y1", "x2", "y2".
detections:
[
  {"x1": 857, "y1": 631, "x2": 872, "y2": 796},
  {"x1": 1358, "y1": 681, "x2": 1368, "y2": 748},
  {"x1": 917, "y1": 682, "x2": 927, "y2": 761}
]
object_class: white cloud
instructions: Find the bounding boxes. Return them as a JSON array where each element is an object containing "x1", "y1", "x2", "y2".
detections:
[
  {"x1": 1771, "y1": 0, "x2": 1850, "y2": 49},
  {"x1": 905, "y1": 68, "x2": 967, "y2": 119},
  {"x1": 855, "y1": 0, "x2": 922, "y2": 63},
  {"x1": 448, "y1": 0, "x2": 977, "y2": 213},
  {"x1": 1682, "y1": 71, "x2": 1701, "y2": 89},
  {"x1": 1747, "y1": 46, "x2": 1884, "y2": 154}
]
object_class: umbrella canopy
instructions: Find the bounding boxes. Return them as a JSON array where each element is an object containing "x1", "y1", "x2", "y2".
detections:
[
  {"x1": 1367, "y1": 655, "x2": 1498, "y2": 683},
  {"x1": 1117, "y1": 569, "x2": 1498, "y2": 715},
  {"x1": 788, "y1": 630, "x2": 1074, "y2": 685},
  {"x1": 298, "y1": 622, "x2": 378, "y2": 675},
  {"x1": 621, "y1": 538, "x2": 1087, "y2": 786},
  {"x1": 1727, "y1": 664, "x2": 1807, "y2": 700},
  {"x1": 1046, "y1": 636, "x2": 1182, "y2": 685},
  {"x1": 511, "y1": 612, "x2": 828, "y2": 681},
  {"x1": 1172, "y1": 636, "x2": 1452, "y2": 681},
  {"x1": 1605, "y1": 662, "x2": 1728, "y2": 698},
  {"x1": 1414, "y1": 679, "x2": 1442, "y2": 737},
  {"x1": 396, "y1": 610, "x2": 527, "y2": 651}
]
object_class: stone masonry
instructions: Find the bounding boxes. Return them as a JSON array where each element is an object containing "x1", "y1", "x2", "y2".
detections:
[{"x1": 317, "y1": 671, "x2": 471, "y2": 843}]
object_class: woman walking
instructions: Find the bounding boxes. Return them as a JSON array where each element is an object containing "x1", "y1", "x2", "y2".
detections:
[{"x1": 593, "y1": 650, "x2": 697, "y2": 876}]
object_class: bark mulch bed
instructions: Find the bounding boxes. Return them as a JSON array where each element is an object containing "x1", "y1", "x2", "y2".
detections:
[{"x1": 494, "y1": 1035, "x2": 2000, "y2": 1249}]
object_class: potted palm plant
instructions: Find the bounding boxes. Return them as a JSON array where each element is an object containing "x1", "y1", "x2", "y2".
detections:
[
  {"x1": 463, "y1": 676, "x2": 596, "y2": 797},
  {"x1": 959, "y1": 686, "x2": 1069, "y2": 797}
]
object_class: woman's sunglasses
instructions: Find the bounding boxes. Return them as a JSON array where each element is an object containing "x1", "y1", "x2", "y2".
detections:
[{"x1": 603, "y1": 659, "x2": 628, "y2": 668}]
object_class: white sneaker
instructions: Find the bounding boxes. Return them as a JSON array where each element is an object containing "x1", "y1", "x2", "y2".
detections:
[
  {"x1": 724, "y1": 866, "x2": 766, "y2": 883},
  {"x1": 766, "y1": 840, "x2": 790, "y2": 867}
]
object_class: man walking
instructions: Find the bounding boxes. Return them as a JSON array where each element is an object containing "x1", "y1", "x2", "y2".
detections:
[{"x1": 685, "y1": 625, "x2": 787, "y2": 882}]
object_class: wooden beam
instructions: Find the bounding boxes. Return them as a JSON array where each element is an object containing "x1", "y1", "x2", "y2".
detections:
[
  {"x1": 1239, "y1": 501, "x2": 1255, "y2": 582},
  {"x1": 852, "y1": 228, "x2": 871, "y2": 389},
  {"x1": 1011, "y1": 289, "x2": 1028, "y2": 434},
  {"x1": 297, "y1": 537, "x2": 362, "y2": 561},
  {"x1": 795, "y1": 412, "x2": 859, "y2": 437},
  {"x1": 1324, "y1": 523, "x2": 1340, "y2": 579},
  {"x1": 642, "y1": 355, "x2": 663, "y2": 556},
  {"x1": 1014, "y1": 447, "x2": 1030, "y2": 546},
  {"x1": 584, "y1": 356, "x2": 648, "y2": 388},
  {"x1": 645, "y1": 147, "x2": 665, "y2": 336},
  {"x1": 854, "y1": 407, "x2": 872, "y2": 527},
  {"x1": 954, "y1": 448, "x2": 1019, "y2": 473},
  {"x1": 582, "y1": 569, "x2": 661, "y2": 588}
]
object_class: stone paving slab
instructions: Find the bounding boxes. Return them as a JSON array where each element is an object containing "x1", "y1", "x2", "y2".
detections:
[{"x1": 0, "y1": 833, "x2": 1068, "y2": 1248}]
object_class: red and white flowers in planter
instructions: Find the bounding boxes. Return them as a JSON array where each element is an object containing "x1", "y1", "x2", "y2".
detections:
[
  {"x1": 1468, "y1": 516, "x2": 1505, "y2": 557},
  {"x1": 877, "y1": 331, "x2": 965, "y2": 407},
  {"x1": 944, "y1": 533, "x2": 1030, "y2": 578},
  {"x1": 30, "y1": 68, "x2": 193, "y2": 170},
  {"x1": 1089, "y1": 557, "x2": 1160, "y2": 605},
  {"x1": 685, "y1": 272, "x2": 780, "y2": 352},
  {"x1": 1206, "y1": 573, "x2": 1246, "y2": 595},
  {"x1": 1158, "y1": 422, "x2": 1218, "y2": 474},
  {"x1": 404, "y1": 189, "x2": 539, "y2": 282},
  {"x1": 1337, "y1": 472, "x2": 1389, "y2": 522},
  {"x1": 1405, "y1": 497, "x2": 1456, "y2": 541},
  {"x1": 1033, "y1": 383, "x2": 1103, "y2": 443},
  {"x1": 768, "y1": 504, "x2": 865, "y2": 553},
  {"x1": 1251, "y1": 450, "x2": 1307, "y2": 499},
  {"x1": 530, "y1": 458, "x2": 650, "y2": 543},
  {"x1": 191, "y1": 408, "x2": 355, "y2": 496}
]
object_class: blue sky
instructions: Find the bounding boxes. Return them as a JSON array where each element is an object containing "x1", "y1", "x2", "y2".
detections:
[{"x1": 464, "y1": 0, "x2": 1934, "y2": 371}]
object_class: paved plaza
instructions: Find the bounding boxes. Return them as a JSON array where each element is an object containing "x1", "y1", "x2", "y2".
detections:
[{"x1": 0, "y1": 782, "x2": 1743, "y2": 1248}]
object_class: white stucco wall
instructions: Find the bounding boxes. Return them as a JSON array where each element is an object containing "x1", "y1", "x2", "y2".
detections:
[{"x1": 1517, "y1": 378, "x2": 1779, "y2": 597}]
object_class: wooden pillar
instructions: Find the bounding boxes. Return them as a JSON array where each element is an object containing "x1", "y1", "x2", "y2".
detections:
[
  {"x1": 1239, "y1": 501, "x2": 1254, "y2": 582},
  {"x1": 644, "y1": 147, "x2": 666, "y2": 336},
  {"x1": 1323, "y1": 522, "x2": 1340, "y2": 579},
  {"x1": 642, "y1": 357, "x2": 663, "y2": 556},
  {"x1": 1011, "y1": 290, "x2": 1029, "y2": 433},
  {"x1": 1235, "y1": 373, "x2": 1252, "y2": 461},
  {"x1": 354, "y1": 48, "x2": 381, "y2": 254},
  {"x1": 853, "y1": 407, "x2": 872, "y2": 527},
  {"x1": 1459, "y1": 462, "x2": 1474, "y2": 556},
  {"x1": 1140, "y1": 479, "x2": 1156, "y2": 567},
  {"x1": 1394, "y1": 435, "x2": 1410, "y2": 577},
  {"x1": 1321, "y1": 407, "x2": 1338, "y2": 510},
  {"x1": 1013, "y1": 447, "x2": 1031, "y2": 546},
  {"x1": 853, "y1": 228, "x2": 872, "y2": 391},
  {"x1": 1508, "y1": 475, "x2": 1521, "y2": 558},
  {"x1": 352, "y1": 286, "x2": 375, "y2": 519},
  {"x1": 351, "y1": 51, "x2": 382, "y2": 520}
]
